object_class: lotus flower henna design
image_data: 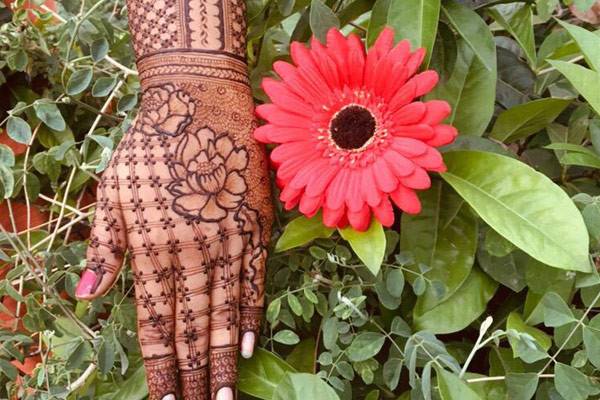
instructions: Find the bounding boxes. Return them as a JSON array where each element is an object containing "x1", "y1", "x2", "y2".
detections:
[
  {"x1": 167, "y1": 127, "x2": 249, "y2": 221},
  {"x1": 141, "y1": 84, "x2": 196, "y2": 137}
]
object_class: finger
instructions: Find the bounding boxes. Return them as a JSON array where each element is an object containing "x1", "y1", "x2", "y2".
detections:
[
  {"x1": 132, "y1": 246, "x2": 178, "y2": 400},
  {"x1": 174, "y1": 222, "x2": 212, "y2": 399},
  {"x1": 209, "y1": 223, "x2": 245, "y2": 399},
  {"x1": 240, "y1": 332, "x2": 255, "y2": 359},
  {"x1": 239, "y1": 208, "x2": 269, "y2": 340},
  {"x1": 76, "y1": 168, "x2": 127, "y2": 300},
  {"x1": 216, "y1": 387, "x2": 234, "y2": 400}
]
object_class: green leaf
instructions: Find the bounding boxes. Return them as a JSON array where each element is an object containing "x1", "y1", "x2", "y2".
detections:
[
  {"x1": 506, "y1": 372, "x2": 538, "y2": 400},
  {"x1": 490, "y1": 98, "x2": 570, "y2": 143},
  {"x1": 0, "y1": 165, "x2": 14, "y2": 199},
  {"x1": 441, "y1": 151, "x2": 590, "y2": 272},
  {"x1": 92, "y1": 76, "x2": 117, "y2": 97},
  {"x1": 560, "y1": 152, "x2": 600, "y2": 169},
  {"x1": 309, "y1": 0, "x2": 339, "y2": 43},
  {"x1": 339, "y1": 220, "x2": 386, "y2": 276},
  {"x1": 548, "y1": 61, "x2": 600, "y2": 117},
  {"x1": 556, "y1": 20, "x2": 600, "y2": 72},
  {"x1": 413, "y1": 268, "x2": 497, "y2": 334},
  {"x1": 386, "y1": 268, "x2": 405, "y2": 298},
  {"x1": 91, "y1": 38, "x2": 109, "y2": 62},
  {"x1": 554, "y1": 362, "x2": 600, "y2": 400},
  {"x1": 276, "y1": 215, "x2": 334, "y2": 252},
  {"x1": 583, "y1": 314, "x2": 600, "y2": 369},
  {"x1": 542, "y1": 292, "x2": 576, "y2": 327},
  {"x1": 367, "y1": 0, "x2": 440, "y2": 65},
  {"x1": 506, "y1": 312, "x2": 551, "y2": 363},
  {"x1": 426, "y1": 39, "x2": 496, "y2": 136},
  {"x1": 286, "y1": 339, "x2": 316, "y2": 373},
  {"x1": 97, "y1": 338, "x2": 115, "y2": 375},
  {"x1": 477, "y1": 248, "x2": 527, "y2": 292},
  {"x1": 288, "y1": 292, "x2": 303, "y2": 315},
  {"x1": 0, "y1": 144, "x2": 15, "y2": 167},
  {"x1": 67, "y1": 68, "x2": 93, "y2": 95},
  {"x1": 6, "y1": 116, "x2": 32, "y2": 144},
  {"x1": 239, "y1": 348, "x2": 296, "y2": 399},
  {"x1": 401, "y1": 181, "x2": 478, "y2": 311},
  {"x1": 0, "y1": 358, "x2": 18, "y2": 381},
  {"x1": 488, "y1": 4, "x2": 536, "y2": 66},
  {"x1": 435, "y1": 367, "x2": 482, "y2": 400},
  {"x1": 273, "y1": 372, "x2": 339, "y2": 400},
  {"x1": 274, "y1": 330, "x2": 301, "y2": 345},
  {"x1": 108, "y1": 365, "x2": 148, "y2": 400},
  {"x1": 441, "y1": 0, "x2": 496, "y2": 71},
  {"x1": 33, "y1": 100, "x2": 66, "y2": 131},
  {"x1": 117, "y1": 94, "x2": 138, "y2": 112},
  {"x1": 347, "y1": 332, "x2": 385, "y2": 362}
]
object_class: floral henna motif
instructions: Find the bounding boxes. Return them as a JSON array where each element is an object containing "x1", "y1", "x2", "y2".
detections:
[
  {"x1": 140, "y1": 84, "x2": 196, "y2": 137},
  {"x1": 166, "y1": 127, "x2": 249, "y2": 221}
]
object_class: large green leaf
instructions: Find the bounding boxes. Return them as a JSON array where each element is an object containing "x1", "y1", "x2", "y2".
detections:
[
  {"x1": 275, "y1": 214, "x2": 334, "y2": 252},
  {"x1": 367, "y1": 0, "x2": 440, "y2": 65},
  {"x1": 548, "y1": 60, "x2": 600, "y2": 117},
  {"x1": 309, "y1": 0, "x2": 339, "y2": 43},
  {"x1": 441, "y1": 151, "x2": 590, "y2": 272},
  {"x1": 413, "y1": 268, "x2": 497, "y2": 334},
  {"x1": 556, "y1": 20, "x2": 600, "y2": 72},
  {"x1": 441, "y1": 0, "x2": 495, "y2": 71},
  {"x1": 239, "y1": 348, "x2": 296, "y2": 399},
  {"x1": 273, "y1": 373, "x2": 339, "y2": 400},
  {"x1": 339, "y1": 220, "x2": 386, "y2": 276},
  {"x1": 490, "y1": 98, "x2": 570, "y2": 143},
  {"x1": 426, "y1": 39, "x2": 496, "y2": 136},
  {"x1": 435, "y1": 366, "x2": 483, "y2": 400},
  {"x1": 488, "y1": 4, "x2": 536, "y2": 66},
  {"x1": 401, "y1": 181, "x2": 478, "y2": 311}
]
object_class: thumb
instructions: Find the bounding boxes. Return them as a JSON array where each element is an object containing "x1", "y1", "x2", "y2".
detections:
[{"x1": 76, "y1": 176, "x2": 127, "y2": 300}]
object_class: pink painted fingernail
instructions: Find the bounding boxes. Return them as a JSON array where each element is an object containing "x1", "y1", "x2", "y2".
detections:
[{"x1": 75, "y1": 270, "x2": 97, "y2": 298}]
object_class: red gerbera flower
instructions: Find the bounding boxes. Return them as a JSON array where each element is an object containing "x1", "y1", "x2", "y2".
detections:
[{"x1": 255, "y1": 27, "x2": 457, "y2": 231}]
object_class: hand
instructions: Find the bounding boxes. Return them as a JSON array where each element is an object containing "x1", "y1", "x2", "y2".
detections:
[{"x1": 75, "y1": 0, "x2": 273, "y2": 398}]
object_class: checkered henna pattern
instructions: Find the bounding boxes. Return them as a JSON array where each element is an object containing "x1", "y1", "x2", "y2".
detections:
[{"x1": 78, "y1": 0, "x2": 274, "y2": 397}]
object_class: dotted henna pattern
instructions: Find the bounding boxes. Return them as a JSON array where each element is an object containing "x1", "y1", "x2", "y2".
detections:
[{"x1": 83, "y1": 0, "x2": 274, "y2": 398}]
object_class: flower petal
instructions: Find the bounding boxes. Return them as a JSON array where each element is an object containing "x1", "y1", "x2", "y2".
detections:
[
  {"x1": 373, "y1": 157, "x2": 398, "y2": 193},
  {"x1": 390, "y1": 185, "x2": 421, "y2": 214},
  {"x1": 399, "y1": 167, "x2": 431, "y2": 189},
  {"x1": 361, "y1": 167, "x2": 382, "y2": 207},
  {"x1": 391, "y1": 102, "x2": 427, "y2": 126},
  {"x1": 382, "y1": 150, "x2": 415, "y2": 177},
  {"x1": 322, "y1": 205, "x2": 345, "y2": 228},
  {"x1": 326, "y1": 168, "x2": 350, "y2": 210},
  {"x1": 345, "y1": 170, "x2": 364, "y2": 212},
  {"x1": 347, "y1": 203, "x2": 371, "y2": 231},
  {"x1": 420, "y1": 100, "x2": 451, "y2": 125},
  {"x1": 262, "y1": 78, "x2": 315, "y2": 116},
  {"x1": 256, "y1": 104, "x2": 313, "y2": 128},
  {"x1": 373, "y1": 196, "x2": 394, "y2": 227},
  {"x1": 299, "y1": 193, "x2": 323, "y2": 217},
  {"x1": 426, "y1": 124, "x2": 458, "y2": 147}
]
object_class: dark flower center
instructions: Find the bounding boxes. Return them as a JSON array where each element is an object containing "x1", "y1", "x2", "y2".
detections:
[{"x1": 329, "y1": 105, "x2": 376, "y2": 150}]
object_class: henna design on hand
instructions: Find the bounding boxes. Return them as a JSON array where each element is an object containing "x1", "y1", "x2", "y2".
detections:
[{"x1": 77, "y1": 0, "x2": 274, "y2": 397}]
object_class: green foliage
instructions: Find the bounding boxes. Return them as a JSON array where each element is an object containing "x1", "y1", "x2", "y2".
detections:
[{"x1": 2, "y1": 0, "x2": 600, "y2": 399}]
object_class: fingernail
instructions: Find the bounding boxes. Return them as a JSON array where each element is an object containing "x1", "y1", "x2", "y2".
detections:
[
  {"x1": 75, "y1": 270, "x2": 97, "y2": 298},
  {"x1": 162, "y1": 395, "x2": 176, "y2": 400},
  {"x1": 240, "y1": 332, "x2": 255, "y2": 359},
  {"x1": 216, "y1": 387, "x2": 233, "y2": 400}
]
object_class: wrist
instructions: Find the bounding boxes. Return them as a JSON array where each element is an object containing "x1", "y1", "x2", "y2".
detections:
[{"x1": 136, "y1": 50, "x2": 250, "y2": 93}]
